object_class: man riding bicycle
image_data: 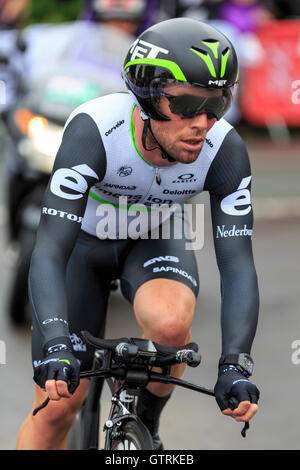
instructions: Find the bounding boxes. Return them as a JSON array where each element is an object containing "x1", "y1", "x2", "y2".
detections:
[{"x1": 16, "y1": 17, "x2": 260, "y2": 450}]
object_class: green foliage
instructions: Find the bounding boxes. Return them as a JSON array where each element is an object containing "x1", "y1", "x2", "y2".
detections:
[{"x1": 25, "y1": 0, "x2": 83, "y2": 25}]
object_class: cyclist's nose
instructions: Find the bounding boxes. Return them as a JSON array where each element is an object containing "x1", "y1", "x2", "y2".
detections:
[
  {"x1": 190, "y1": 112, "x2": 208, "y2": 129},
  {"x1": 190, "y1": 112, "x2": 216, "y2": 131}
]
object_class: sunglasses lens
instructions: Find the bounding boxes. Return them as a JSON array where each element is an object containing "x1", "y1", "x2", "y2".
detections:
[
  {"x1": 150, "y1": 79, "x2": 236, "y2": 120},
  {"x1": 167, "y1": 92, "x2": 232, "y2": 120},
  {"x1": 168, "y1": 94, "x2": 206, "y2": 117}
]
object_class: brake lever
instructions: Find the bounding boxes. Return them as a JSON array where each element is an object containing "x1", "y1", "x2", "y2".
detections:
[
  {"x1": 228, "y1": 397, "x2": 250, "y2": 438},
  {"x1": 241, "y1": 421, "x2": 250, "y2": 438}
]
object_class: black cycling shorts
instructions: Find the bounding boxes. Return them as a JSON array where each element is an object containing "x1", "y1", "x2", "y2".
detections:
[{"x1": 31, "y1": 212, "x2": 199, "y2": 370}]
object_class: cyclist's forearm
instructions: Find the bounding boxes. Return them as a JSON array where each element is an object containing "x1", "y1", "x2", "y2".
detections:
[
  {"x1": 28, "y1": 186, "x2": 89, "y2": 347},
  {"x1": 213, "y1": 221, "x2": 260, "y2": 355},
  {"x1": 29, "y1": 245, "x2": 71, "y2": 345},
  {"x1": 219, "y1": 256, "x2": 259, "y2": 354},
  {"x1": 208, "y1": 197, "x2": 259, "y2": 355}
]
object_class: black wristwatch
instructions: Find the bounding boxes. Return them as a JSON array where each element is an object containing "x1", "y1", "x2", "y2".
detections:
[{"x1": 218, "y1": 353, "x2": 254, "y2": 377}]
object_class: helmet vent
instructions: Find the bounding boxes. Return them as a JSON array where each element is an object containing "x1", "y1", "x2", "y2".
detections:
[
  {"x1": 222, "y1": 47, "x2": 230, "y2": 56},
  {"x1": 190, "y1": 47, "x2": 207, "y2": 56}
]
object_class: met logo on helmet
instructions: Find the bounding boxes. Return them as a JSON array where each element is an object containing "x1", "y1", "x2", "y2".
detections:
[
  {"x1": 129, "y1": 38, "x2": 169, "y2": 60},
  {"x1": 208, "y1": 79, "x2": 227, "y2": 86}
]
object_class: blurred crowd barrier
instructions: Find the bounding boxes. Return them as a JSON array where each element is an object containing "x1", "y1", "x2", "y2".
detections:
[{"x1": 239, "y1": 19, "x2": 300, "y2": 129}]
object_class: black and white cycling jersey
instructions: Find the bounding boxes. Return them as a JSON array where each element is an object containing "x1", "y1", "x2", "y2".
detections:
[{"x1": 29, "y1": 91, "x2": 259, "y2": 365}]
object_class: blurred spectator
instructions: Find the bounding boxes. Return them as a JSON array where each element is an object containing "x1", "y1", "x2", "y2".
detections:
[
  {"x1": 0, "y1": 0, "x2": 30, "y2": 28},
  {"x1": 80, "y1": 0, "x2": 147, "y2": 36},
  {"x1": 21, "y1": 1, "x2": 140, "y2": 92},
  {"x1": 80, "y1": 0, "x2": 210, "y2": 36},
  {"x1": 218, "y1": 0, "x2": 275, "y2": 33},
  {"x1": 162, "y1": 0, "x2": 224, "y2": 22},
  {"x1": 0, "y1": 0, "x2": 31, "y2": 111}
]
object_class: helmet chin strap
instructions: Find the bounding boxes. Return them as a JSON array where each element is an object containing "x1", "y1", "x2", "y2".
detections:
[{"x1": 141, "y1": 118, "x2": 176, "y2": 163}]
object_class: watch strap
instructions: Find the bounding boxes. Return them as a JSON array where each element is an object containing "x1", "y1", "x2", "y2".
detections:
[{"x1": 219, "y1": 353, "x2": 254, "y2": 377}]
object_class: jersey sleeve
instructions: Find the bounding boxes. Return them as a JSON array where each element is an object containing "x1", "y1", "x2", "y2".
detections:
[
  {"x1": 28, "y1": 112, "x2": 106, "y2": 349},
  {"x1": 204, "y1": 128, "x2": 259, "y2": 356}
]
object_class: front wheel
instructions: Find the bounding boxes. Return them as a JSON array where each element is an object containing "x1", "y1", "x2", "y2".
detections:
[{"x1": 110, "y1": 419, "x2": 154, "y2": 450}]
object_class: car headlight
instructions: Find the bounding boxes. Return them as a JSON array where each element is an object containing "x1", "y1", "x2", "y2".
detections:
[{"x1": 14, "y1": 108, "x2": 63, "y2": 174}]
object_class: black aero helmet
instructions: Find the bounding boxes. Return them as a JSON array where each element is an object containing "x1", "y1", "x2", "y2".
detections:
[{"x1": 122, "y1": 18, "x2": 239, "y2": 121}]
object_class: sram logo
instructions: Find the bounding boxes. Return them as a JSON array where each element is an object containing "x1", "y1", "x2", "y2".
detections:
[
  {"x1": 42, "y1": 318, "x2": 68, "y2": 326},
  {"x1": 143, "y1": 256, "x2": 179, "y2": 268},
  {"x1": 129, "y1": 38, "x2": 169, "y2": 60},
  {"x1": 220, "y1": 176, "x2": 252, "y2": 216},
  {"x1": 50, "y1": 164, "x2": 98, "y2": 200}
]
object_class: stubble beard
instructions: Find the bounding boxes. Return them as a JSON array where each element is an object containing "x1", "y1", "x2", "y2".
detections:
[
  {"x1": 160, "y1": 136, "x2": 204, "y2": 164},
  {"x1": 152, "y1": 124, "x2": 205, "y2": 164}
]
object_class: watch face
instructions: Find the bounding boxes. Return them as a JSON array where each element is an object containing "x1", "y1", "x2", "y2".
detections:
[
  {"x1": 219, "y1": 353, "x2": 254, "y2": 376},
  {"x1": 241, "y1": 354, "x2": 254, "y2": 374}
]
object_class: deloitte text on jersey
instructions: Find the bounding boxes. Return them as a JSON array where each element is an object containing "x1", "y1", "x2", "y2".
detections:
[{"x1": 94, "y1": 196, "x2": 204, "y2": 251}]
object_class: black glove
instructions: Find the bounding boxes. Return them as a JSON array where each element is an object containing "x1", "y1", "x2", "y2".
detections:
[
  {"x1": 214, "y1": 365, "x2": 260, "y2": 412},
  {"x1": 33, "y1": 338, "x2": 80, "y2": 394}
]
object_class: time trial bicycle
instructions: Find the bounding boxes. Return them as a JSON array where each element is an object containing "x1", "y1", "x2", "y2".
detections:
[{"x1": 33, "y1": 330, "x2": 248, "y2": 449}]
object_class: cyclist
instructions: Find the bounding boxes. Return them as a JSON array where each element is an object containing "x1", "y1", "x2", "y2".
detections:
[{"x1": 16, "y1": 18, "x2": 260, "y2": 450}]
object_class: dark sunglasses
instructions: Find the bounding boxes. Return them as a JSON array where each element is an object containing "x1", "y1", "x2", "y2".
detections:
[{"x1": 162, "y1": 91, "x2": 232, "y2": 121}]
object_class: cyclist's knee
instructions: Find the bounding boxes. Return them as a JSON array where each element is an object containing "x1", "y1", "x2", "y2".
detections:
[
  {"x1": 152, "y1": 315, "x2": 192, "y2": 346},
  {"x1": 134, "y1": 279, "x2": 195, "y2": 344},
  {"x1": 137, "y1": 295, "x2": 194, "y2": 345}
]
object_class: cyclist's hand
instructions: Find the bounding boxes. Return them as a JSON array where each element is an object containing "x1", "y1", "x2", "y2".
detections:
[
  {"x1": 33, "y1": 348, "x2": 80, "y2": 401},
  {"x1": 214, "y1": 365, "x2": 259, "y2": 422}
]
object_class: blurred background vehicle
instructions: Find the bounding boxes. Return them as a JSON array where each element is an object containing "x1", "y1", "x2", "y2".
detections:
[{"x1": 0, "y1": 0, "x2": 299, "y2": 450}]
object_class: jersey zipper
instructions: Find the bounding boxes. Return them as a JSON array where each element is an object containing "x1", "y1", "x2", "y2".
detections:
[{"x1": 155, "y1": 167, "x2": 161, "y2": 185}]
